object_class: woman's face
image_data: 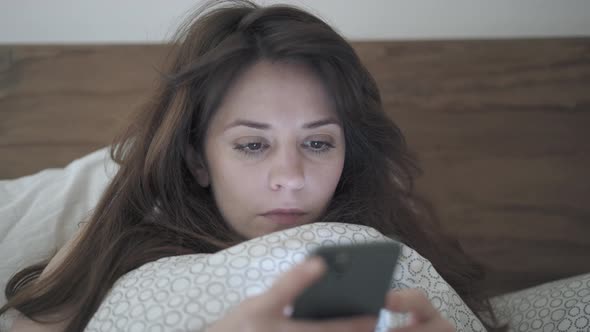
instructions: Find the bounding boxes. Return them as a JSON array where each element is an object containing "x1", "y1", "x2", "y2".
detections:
[{"x1": 198, "y1": 60, "x2": 345, "y2": 239}]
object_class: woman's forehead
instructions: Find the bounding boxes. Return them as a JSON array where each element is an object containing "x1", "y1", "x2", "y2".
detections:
[{"x1": 210, "y1": 60, "x2": 337, "y2": 130}]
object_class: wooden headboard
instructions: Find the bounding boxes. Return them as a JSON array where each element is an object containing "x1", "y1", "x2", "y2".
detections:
[{"x1": 1, "y1": 38, "x2": 589, "y2": 296}]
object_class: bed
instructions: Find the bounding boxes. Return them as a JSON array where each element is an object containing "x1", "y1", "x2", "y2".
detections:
[{"x1": 1, "y1": 38, "x2": 589, "y2": 330}]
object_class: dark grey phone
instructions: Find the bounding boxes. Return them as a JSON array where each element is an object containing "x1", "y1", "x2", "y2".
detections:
[{"x1": 291, "y1": 241, "x2": 401, "y2": 320}]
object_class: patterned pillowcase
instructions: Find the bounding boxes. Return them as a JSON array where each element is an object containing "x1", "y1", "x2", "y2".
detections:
[
  {"x1": 490, "y1": 272, "x2": 590, "y2": 332},
  {"x1": 84, "y1": 222, "x2": 485, "y2": 332}
]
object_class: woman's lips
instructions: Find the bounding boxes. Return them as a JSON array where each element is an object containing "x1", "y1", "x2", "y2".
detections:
[{"x1": 262, "y1": 212, "x2": 306, "y2": 225}]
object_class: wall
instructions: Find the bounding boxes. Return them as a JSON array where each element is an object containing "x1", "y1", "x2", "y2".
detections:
[{"x1": 1, "y1": 0, "x2": 590, "y2": 43}]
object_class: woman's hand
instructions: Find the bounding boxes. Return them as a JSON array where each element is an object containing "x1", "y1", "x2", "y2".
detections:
[
  {"x1": 386, "y1": 289, "x2": 455, "y2": 332},
  {"x1": 205, "y1": 257, "x2": 378, "y2": 332}
]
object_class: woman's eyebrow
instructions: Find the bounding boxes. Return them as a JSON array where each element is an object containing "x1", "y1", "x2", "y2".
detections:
[
  {"x1": 224, "y1": 118, "x2": 340, "y2": 131},
  {"x1": 302, "y1": 118, "x2": 340, "y2": 129}
]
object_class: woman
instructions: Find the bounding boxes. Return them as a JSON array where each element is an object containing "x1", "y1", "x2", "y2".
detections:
[{"x1": 1, "y1": 1, "x2": 504, "y2": 331}]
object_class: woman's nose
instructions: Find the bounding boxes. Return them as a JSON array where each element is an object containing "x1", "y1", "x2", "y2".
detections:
[{"x1": 268, "y1": 148, "x2": 305, "y2": 191}]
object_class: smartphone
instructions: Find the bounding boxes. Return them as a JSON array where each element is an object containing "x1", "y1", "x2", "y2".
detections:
[{"x1": 291, "y1": 241, "x2": 401, "y2": 320}]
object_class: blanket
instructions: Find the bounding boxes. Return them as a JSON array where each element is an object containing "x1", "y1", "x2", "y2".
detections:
[{"x1": 85, "y1": 222, "x2": 485, "y2": 331}]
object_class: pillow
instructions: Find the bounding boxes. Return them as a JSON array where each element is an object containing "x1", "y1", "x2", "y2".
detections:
[
  {"x1": 84, "y1": 223, "x2": 486, "y2": 332},
  {"x1": 0, "y1": 147, "x2": 118, "y2": 309},
  {"x1": 490, "y1": 272, "x2": 590, "y2": 332}
]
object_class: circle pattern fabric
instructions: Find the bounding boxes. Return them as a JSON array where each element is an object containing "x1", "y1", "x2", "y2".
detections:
[
  {"x1": 85, "y1": 222, "x2": 485, "y2": 331},
  {"x1": 490, "y1": 272, "x2": 590, "y2": 332}
]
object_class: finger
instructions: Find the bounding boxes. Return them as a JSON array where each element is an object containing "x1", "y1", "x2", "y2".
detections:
[
  {"x1": 286, "y1": 315, "x2": 378, "y2": 332},
  {"x1": 389, "y1": 316, "x2": 455, "y2": 332},
  {"x1": 262, "y1": 257, "x2": 326, "y2": 309},
  {"x1": 385, "y1": 289, "x2": 439, "y2": 323}
]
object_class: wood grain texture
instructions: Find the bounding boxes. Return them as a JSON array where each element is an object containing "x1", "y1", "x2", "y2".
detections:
[
  {"x1": 355, "y1": 39, "x2": 590, "y2": 295},
  {"x1": 1, "y1": 39, "x2": 589, "y2": 296},
  {"x1": 0, "y1": 45, "x2": 169, "y2": 177}
]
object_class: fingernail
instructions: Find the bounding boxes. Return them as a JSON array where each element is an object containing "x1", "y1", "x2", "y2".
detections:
[
  {"x1": 305, "y1": 257, "x2": 325, "y2": 272},
  {"x1": 387, "y1": 291, "x2": 401, "y2": 308},
  {"x1": 283, "y1": 305, "x2": 293, "y2": 317}
]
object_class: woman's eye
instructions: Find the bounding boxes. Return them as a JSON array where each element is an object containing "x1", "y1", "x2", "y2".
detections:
[
  {"x1": 234, "y1": 140, "x2": 334, "y2": 156},
  {"x1": 233, "y1": 142, "x2": 269, "y2": 156},
  {"x1": 245, "y1": 142, "x2": 263, "y2": 151},
  {"x1": 309, "y1": 141, "x2": 325, "y2": 149},
  {"x1": 304, "y1": 140, "x2": 334, "y2": 153}
]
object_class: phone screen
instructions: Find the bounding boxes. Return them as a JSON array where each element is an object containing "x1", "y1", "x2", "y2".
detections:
[{"x1": 291, "y1": 241, "x2": 401, "y2": 320}]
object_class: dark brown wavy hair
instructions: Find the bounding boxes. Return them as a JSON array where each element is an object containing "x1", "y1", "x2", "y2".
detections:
[{"x1": 2, "y1": 1, "x2": 505, "y2": 330}]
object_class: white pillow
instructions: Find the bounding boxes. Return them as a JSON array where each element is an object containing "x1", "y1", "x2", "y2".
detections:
[
  {"x1": 84, "y1": 223, "x2": 485, "y2": 332},
  {"x1": 0, "y1": 147, "x2": 118, "y2": 308},
  {"x1": 490, "y1": 272, "x2": 590, "y2": 331}
]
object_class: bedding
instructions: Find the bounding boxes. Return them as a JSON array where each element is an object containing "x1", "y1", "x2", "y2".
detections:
[
  {"x1": 0, "y1": 147, "x2": 118, "y2": 307},
  {"x1": 2, "y1": 148, "x2": 589, "y2": 331},
  {"x1": 490, "y1": 272, "x2": 590, "y2": 331},
  {"x1": 83, "y1": 223, "x2": 485, "y2": 332}
]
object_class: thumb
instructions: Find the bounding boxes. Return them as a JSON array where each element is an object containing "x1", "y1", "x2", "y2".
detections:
[{"x1": 262, "y1": 257, "x2": 326, "y2": 311}]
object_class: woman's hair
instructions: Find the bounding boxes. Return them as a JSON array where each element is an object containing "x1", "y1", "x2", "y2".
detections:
[{"x1": 2, "y1": 1, "x2": 504, "y2": 330}]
